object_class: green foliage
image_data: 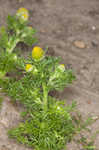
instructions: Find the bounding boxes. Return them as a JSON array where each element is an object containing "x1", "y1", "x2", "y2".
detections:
[
  {"x1": 7, "y1": 15, "x2": 38, "y2": 46},
  {"x1": 0, "y1": 96, "x2": 3, "y2": 110},
  {"x1": 0, "y1": 11, "x2": 37, "y2": 79},
  {"x1": 7, "y1": 15, "x2": 26, "y2": 32},
  {"x1": 3, "y1": 55, "x2": 75, "y2": 108},
  {"x1": 0, "y1": 27, "x2": 8, "y2": 49},
  {"x1": 77, "y1": 135, "x2": 96, "y2": 150},
  {"x1": 25, "y1": 55, "x2": 75, "y2": 91},
  {"x1": 5, "y1": 76, "x2": 42, "y2": 110},
  {"x1": 1, "y1": 46, "x2": 76, "y2": 150},
  {"x1": 0, "y1": 50, "x2": 25, "y2": 74},
  {"x1": 8, "y1": 99, "x2": 76, "y2": 150},
  {"x1": 0, "y1": 8, "x2": 97, "y2": 150}
]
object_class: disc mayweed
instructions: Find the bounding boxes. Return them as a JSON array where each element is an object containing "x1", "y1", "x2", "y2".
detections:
[
  {"x1": 17, "y1": 8, "x2": 29, "y2": 21},
  {"x1": 25, "y1": 64, "x2": 33, "y2": 72},
  {"x1": 32, "y1": 46, "x2": 44, "y2": 61}
]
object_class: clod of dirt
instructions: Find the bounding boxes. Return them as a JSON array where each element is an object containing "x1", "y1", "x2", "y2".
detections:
[
  {"x1": 91, "y1": 41, "x2": 98, "y2": 47},
  {"x1": 87, "y1": 100, "x2": 91, "y2": 104},
  {"x1": 40, "y1": 29, "x2": 46, "y2": 33},
  {"x1": 73, "y1": 40, "x2": 86, "y2": 49}
]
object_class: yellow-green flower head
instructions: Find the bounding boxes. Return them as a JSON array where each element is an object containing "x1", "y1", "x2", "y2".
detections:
[
  {"x1": 17, "y1": 8, "x2": 29, "y2": 21},
  {"x1": 58, "y1": 64, "x2": 65, "y2": 72},
  {"x1": 21, "y1": 13, "x2": 28, "y2": 21},
  {"x1": 32, "y1": 46, "x2": 44, "y2": 61},
  {"x1": 17, "y1": 8, "x2": 28, "y2": 13},
  {"x1": 25, "y1": 64, "x2": 33, "y2": 72}
]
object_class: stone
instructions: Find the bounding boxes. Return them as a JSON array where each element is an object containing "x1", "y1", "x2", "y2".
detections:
[
  {"x1": 74, "y1": 40, "x2": 86, "y2": 49},
  {"x1": 92, "y1": 26, "x2": 96, "y2": 30}
]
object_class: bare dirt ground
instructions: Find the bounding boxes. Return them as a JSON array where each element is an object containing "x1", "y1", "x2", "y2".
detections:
[{"x1": 0, "y1": 0, "x2": 99, "y2": 150}]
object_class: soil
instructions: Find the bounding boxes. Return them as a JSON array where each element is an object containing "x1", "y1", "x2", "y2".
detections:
[{"x1": 0, "y1": 0, "x2": 99, "y2": 150}]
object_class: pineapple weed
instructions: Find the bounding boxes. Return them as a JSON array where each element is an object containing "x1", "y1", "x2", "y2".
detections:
[{"x1": 0, "y1": 8, "x2": 96, "y2": 150}]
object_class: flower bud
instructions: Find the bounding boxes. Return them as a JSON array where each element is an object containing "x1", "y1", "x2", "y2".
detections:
[
  {"x1": 25, "y1": 64, "x2": 33, "y2": 72},
  {"x1": 16, "y1": 8, "x2": 29, "y2": 21},
  {"x1": 32, "y1": 46, "x2": 44, "y2": 61}
]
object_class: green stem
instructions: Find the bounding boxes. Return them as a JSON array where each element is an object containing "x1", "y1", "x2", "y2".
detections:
[
  {"x1": 42, "y1": 83, "x2": 48, "y2": 112},
  {"x1": 0, "y1": 70, "x2": 6, "y2": 79},
  {"x1": 6, "y1": 38, "x2": 20, "y2": 53},
  {"x1": 6, "y1": 30, "x2": 22, "y2": 53}
]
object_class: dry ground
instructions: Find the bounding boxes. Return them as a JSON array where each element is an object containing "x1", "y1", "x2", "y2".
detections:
[{"x1": 0, "y1": 0, "x2": 99, "y2": 150}]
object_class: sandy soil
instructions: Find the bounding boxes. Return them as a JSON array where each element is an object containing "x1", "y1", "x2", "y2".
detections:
[{"x1": 0, "y1": 0, "x2": 99, "y2": 150}]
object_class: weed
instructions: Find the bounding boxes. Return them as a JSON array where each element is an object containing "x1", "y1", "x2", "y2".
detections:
[{"x1": 0, "y1": 8, "x2": 98, "y2": 150}]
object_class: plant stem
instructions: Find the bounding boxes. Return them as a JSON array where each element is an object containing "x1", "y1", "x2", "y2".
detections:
[
  {"x1": 0, "y1": 71, "x2": 6, "y2": 78},
  {"x1": 6, "y1": 37, "x2": 20, "y2": 53},
  {"x1": 6, "y1": 30, "x2": 21, "y2": 53},
  {"x1": 42, "y1": 83, "x2": 48, "y2": 112}
]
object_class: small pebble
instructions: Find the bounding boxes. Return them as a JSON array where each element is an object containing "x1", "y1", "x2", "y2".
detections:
[
  {"x1": 0, "y1": 118, "x2": 8, "y2": 128},
  {"x1": 74, "y1": 40, "x2": 86, "y2": 49},
  {"x1": 92, "y1": 26, "x2": 96, "y2": 30},
  {"x1": 40, "y1": 29, "x2": 46, "y2": 33},
  {"x1": 87, "y1": 100, "x2": 91, "y2": 104},
  {"x1": 92, "y1": 116, "x2": 99, "y2": 120}
]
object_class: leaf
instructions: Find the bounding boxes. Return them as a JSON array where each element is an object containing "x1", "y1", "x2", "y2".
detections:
[{"x1": 0, "y1": 26, "x2": 8, "y2": 49}]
